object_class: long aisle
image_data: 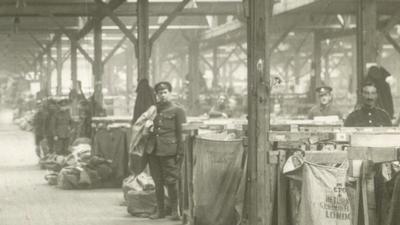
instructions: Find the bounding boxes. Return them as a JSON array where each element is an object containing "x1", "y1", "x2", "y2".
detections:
[{"x1": 0, "y1": 109, "x2": 177, "y2": 225}]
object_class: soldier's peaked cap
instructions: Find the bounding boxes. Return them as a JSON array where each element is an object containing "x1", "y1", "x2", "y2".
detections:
[
  {"x1": 154, "y1": 81, "x2": 172, "y2": 92},
  {"x1": 315, "y1": 85, "x2": 332, "y2": 95}
]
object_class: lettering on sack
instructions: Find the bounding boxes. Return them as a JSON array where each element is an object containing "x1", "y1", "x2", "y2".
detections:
[
  {"x1": 319, "y1": 183, "x2": 351, "y2": 220},
  {"x1": 207, "y1": 150, "x2": 236, "y2": 163}
]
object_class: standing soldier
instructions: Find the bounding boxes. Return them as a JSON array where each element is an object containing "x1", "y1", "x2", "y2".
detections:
[
  {"x1": 148, "y1": 82, "x2": 186, "y2": 220},
  {"x1": 50, "y1": 99, "x2": 73, "y2": 155}
]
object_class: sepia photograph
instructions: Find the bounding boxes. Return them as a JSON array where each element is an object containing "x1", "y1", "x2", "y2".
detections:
[{"x1": 0, "y1": 0, "x2": 399, "y2": 225}]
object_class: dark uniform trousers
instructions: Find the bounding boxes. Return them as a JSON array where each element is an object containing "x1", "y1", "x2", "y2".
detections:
[
  {"x1": 148, "y1": 102, "x2": 186, "y2": 215},
  {"x1": 148, "y1": 154, "x2": 180, "y2": 214}
]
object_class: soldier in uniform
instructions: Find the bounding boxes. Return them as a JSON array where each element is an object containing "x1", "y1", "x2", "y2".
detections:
[
  {"x1": 208, "y1": 94, "x2": 232, "y2": 118},
  {"x1": 50, "y1": 99, "x2": 73, "y2": 155},
  {"x1": 32, "y1": 100, "x2": 46, "y2": 158},
  {"x1": 44, "y1": 99, "x2": 58, "y2": 154},
  {"x1": 344, "y1": 81, "x2": 391, "y2": 127},
  {"x1": 308, "y1": 85, "x2": 342, "y2": 119},
  {"x1": 148, "y1": 81, "x2": 186, "y2": 220}
]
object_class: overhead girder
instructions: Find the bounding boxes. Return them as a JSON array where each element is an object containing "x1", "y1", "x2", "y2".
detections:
[{"x1": 0, "y1": 1, "x2": 243, "y2": 17}]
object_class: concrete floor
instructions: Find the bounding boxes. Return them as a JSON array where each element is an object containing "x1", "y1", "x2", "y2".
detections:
[{"x1": 0, "y1": 109, "x2": 179, "y2": 225}]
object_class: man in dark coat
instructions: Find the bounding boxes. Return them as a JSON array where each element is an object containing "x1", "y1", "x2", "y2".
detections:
[
  {"x1": 44, "y1": 99, "x2": 58, "y2": 154},
  {"x1": 50, "y1": 99, "x2": 73, "y2": 155},
  {"x1": 147, "y1": 81, "x2": 186, "y2": 220},
  {"x1": 366, "y1": 66, "x2": 394, "y2": 118},
  {"x1": 33, "y1": 100, "x2": 46, "y2": 158}
]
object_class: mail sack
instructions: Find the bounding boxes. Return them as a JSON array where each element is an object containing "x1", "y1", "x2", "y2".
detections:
[{"x1": 299, "y1": 162, "x2": 351, "y2": 225}]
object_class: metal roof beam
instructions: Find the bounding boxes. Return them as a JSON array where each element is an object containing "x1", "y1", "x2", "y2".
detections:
[{"x1": 0, "y1": 2, "x2": 243, "y2": 17}]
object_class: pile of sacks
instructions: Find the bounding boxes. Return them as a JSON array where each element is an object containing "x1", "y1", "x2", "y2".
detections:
[
  {"x1": 43, "y1": 138, "x2": 114, "y2": 189},
  {"x1": 122, "y1": 173, "x2": 157, "y2": 217},
  {"x1": 13, "y1": 110, "x2": 35, "y2": 131}
]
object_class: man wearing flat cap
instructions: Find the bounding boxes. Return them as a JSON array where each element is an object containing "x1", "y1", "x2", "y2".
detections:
[
  {"x1": 147, "y1": 81, "x2": 186, "y2": 220},
  {"x1": 308, "y1": 85, "x2": 342, "y2": 119}
]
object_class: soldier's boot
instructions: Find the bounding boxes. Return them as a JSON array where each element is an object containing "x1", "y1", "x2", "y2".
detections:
[
  {"x1": 149, "y1": 185, "x2": 165, "y2": 219},
  {"x1": 167, "y1": 183, "x2": 180, "y2": 221}
]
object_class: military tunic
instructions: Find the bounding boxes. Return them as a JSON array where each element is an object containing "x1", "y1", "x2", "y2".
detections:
[
  {"x1": 308, "y1": 103, "x2": 342, "y2": 119},
  {"x1": 344, "y1": 106, "x2": 391, "y2": 127},
  {"x1": 147, "y1": 101, "x2": 186, "y2": 216},
  {"x1": 148, "y1": 101, "x2": 186, "y2": 184}
]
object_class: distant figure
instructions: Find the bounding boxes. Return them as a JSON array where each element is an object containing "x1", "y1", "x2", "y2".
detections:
[
  {"x1": 307, "y1": 85, "x2": 342, "y2": 120},
  {"x1": 50, "y1": 99, "x2": 73, "y2": 155},
  {"x1": 344, "y1": 81, "x2": 391, "y2": 127},
  {"x1": 44, "y1": 99, "x2": 58, "y2": 154},
  {"x1": 69, "y1": 80, "x2": 86, "y2": 102},
  {"x1": 88, "y1": 93, "x2": 106, "y2": 117},
  {"x1": 208, "y1": 95, "x2": 232, "y2": 118},
  {"x1": 76, "y1": 100, "x2": 92, "y2": 139},
  {"x1": 366, "y1": 66, "x2": 394, "y2": 118},
  {"x1": 33, "y1": 100, "x2": 46, "y2": 158}
]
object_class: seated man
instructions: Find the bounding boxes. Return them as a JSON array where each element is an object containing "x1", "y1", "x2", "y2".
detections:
[
  {"x1": 344, "y1": 81, "x2": 391, "y2": 127},
  {"x1": 208, "y1": 95, "x2": 232, "y2": 118},
  {"x1": 308, "y1": 85, "x2": 342, "y2": 120}
]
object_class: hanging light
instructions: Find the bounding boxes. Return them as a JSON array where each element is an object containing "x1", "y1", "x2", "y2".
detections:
[{"x1": 336, "y1": 14, "x2": 345, "y2": 27}]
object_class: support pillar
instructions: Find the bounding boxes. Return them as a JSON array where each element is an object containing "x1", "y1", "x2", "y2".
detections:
[
  {"x1": 33, "y1": 59, "x2": 38, "y2": 81},
  {"x1": 46, "y1": 53, "x2": 52, "y2": 96},
  {"x1": 39, "y1": 55, "x2": 45, "y2": 95},
  {"x1": 179, "y1": 54, "x2": 187, "y2": 90},
  {"x1": 228, "y1": 62, "x2": 234, "y2": 89},
  {"x1": 351, "y1": 37, "x2": 357, "y2": 94},
  {"x1": 93, "y1": 18, "x2": 104, "y2": 111},
  {"x1": 212, "y1": 47, "x2": 219, "y2": 88},
  {"x1": 294, "y1": 54, "x2": 301, "y2": 85},
  {"x1": 151, "y1": 42, "x2": 161, "y2": 84},
  {"x1": 357, "y1": 3, "x2": 378, "y2": 224},
  {"x1": 126, "y1": 44, "x2": 134, "y2": 114},
  {"x1": 137, "y1": 0, "x2": 150, "y2": 82},
  {"x1": 188, "y1": 37, "x2": 200, "y2": 115},
  {"x1": 56, "y1": 36, "x2": 63, "y2": 95},
  {"x1": 246, "y1": 0, "x2": 273, "y2": 225},
  {"x1": 105, "y1": 64, "x2": 114, "y2": 95},
  {"x1": 356, "y1": 0, "x2": 378, "y2": 100},
  {"x1": 126, "y1": 44, "x2": 134, "y2": 95},
  {"x1": 310, "y1": 32, "x2": 322, "y2": 103},
  {"x1": 324, "y1": 52, "x2": 330, "y2": 84},
  {"x1": 70, "y1": 40, "x2": 78, "y2": 91}
]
